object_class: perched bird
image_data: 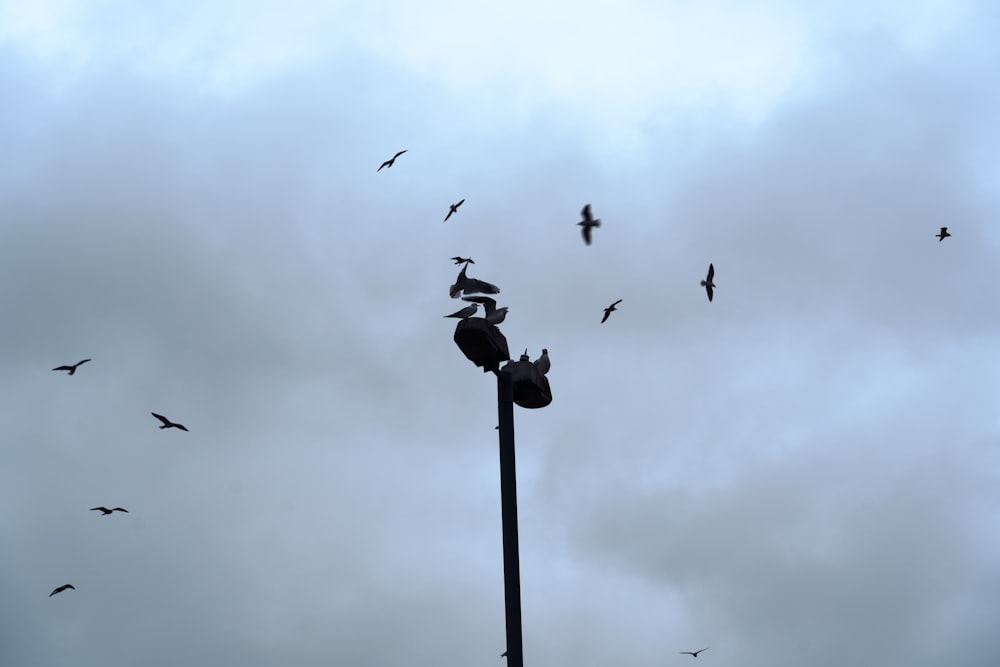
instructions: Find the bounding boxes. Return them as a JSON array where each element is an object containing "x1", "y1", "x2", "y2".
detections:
[
  {"x1": 152, "y1": 412, "x2": 188, "y2": 431},
  {"x1": 700, "y1": 263, "x2": 715, "y2": 302},
  {"x1": 377, "y1": 150, "x2": 407, "y2": 171},
  {"x1": 444, "y1": 303, "x2": 479, "y2": 319},
  {"x1": 601, "y1": 299, "x2": 622, "y2": 323},
  {"x1": 462, "y1": 295, "x2": 509, "y2": 324},
  {"x1": 937, "y1": 226, "x2": 951, "y2": 241},
  {"x1": 577, "y1": 204, "x2": 601, "y2": 245},
  {"x1": 52, "y1": 359, "x2": 91, "y2": 375},
  {"x1": 451, "y1": 256, "x2": 475, "y2": 265},
  {"x1": 680, "y1": 648, "x2": 709, "y2": 658},
  {"x1": 49, "y1": 584, "x2": 75, "y2": 597},
  {"x1": 90, "y1": 506, "x2": 128, "y2": 515},
  {"x1": 449, "y1": 264, "x2": 500, "y2": 298},
  {"x1": 533, "y1": 349, "x2": 550, "y2": 375},
  {"x1": 444, "y1": 199, "x2": 465, "y2": 222}
]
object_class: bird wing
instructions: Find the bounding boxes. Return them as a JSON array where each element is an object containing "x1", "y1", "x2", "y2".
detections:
[
  {"x1": 601, "y1": 309, "x2": 611, "y2": 323},
  {"x1": 582, "y1": 225, "x2": 592, "y2": 245},
  {"x1": 52, "y1": 365, "x2": 73, "y2": 371},
  {"x1": 112, "y1": 507, "x2": 129, "y2": 513},
  {"x1": 462, "y1": 295, "x2": 497, "y2": 310},
  {"x1": 394, "y1": 150, "x2": 407, "y2": 159},
  {"x1": 707, "y1": 263, "x2": 714, "y2": 281},
  {"x1": 456, "y1": 199, "x2": 465, "y2": 207},
  {"x1": 174, "y1": 423, "x2": 189, "y2": 432},
  {"x1": 581, "y1": 204, "x2": 592, "y2": 222},
  {"x1": 151, "y1": 412, "x2": 171, "y2": 426},
  {"x1": 706, "y1": 284, "x2": 714, "y2": 302},
  {"x1": 377, "y1": 160, "x2": 389, "y2": 171},
  {"x1": 611, "y1": 299, "x2": 622, "y2": 307},
  {"x1": 76, "y1": 359, "x2": 92, "y2": 366},
  {"x1": 465, "y1": 278, "x2": 500, "y2": 295},
  {"x1": 90, "y1": 507, "x2": 109, "y2": 512},
  {"x1": 444, "y1": 209, "x2": 453, "y2": 221}
]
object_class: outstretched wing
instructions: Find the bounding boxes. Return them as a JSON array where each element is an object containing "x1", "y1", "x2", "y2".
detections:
[
  {"x1": 393, "y1": 150, "x2": 407, "y2": 159},
  {"x1": 52, "y1": 365, "x2": 73, "y2": 371},
  {"x1": 112, "y1": 507, "x2": 129, "y2": 513},
  {"x1": 151, "y1": 412, "x2": 171, "y2": 426},
  {"x1": 706, "y1": 263, "x2": 714, "y2": 282},
  {"x1": 461, "y1": 295, "x2": 497, "y2": 309},
  {"x1": 581, "y1": 204, "x2": 592, "y2": 222},
  {"x1": 90, "y1": 506, "x2": 110, "y2": 513},
  {"x1": 582, "y1": 225, "x2": 592, "y2": 245},
  {"x1": 76, "y1": 359, "x2": 92, "y2": 367}
]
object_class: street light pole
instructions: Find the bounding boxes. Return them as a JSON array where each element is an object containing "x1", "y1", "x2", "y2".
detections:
[{"x1": 496, "y1": 369, "x2": 524, "y2": 667}]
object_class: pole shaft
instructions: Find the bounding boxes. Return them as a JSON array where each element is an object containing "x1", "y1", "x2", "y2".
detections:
[{"x1": 497, "y1": 370, "x2": 523, "y2": 667}]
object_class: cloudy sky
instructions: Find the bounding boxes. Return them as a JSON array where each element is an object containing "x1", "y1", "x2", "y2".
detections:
[{"x1": 2, "y1": 1, "x2": 999, "y2": 666}]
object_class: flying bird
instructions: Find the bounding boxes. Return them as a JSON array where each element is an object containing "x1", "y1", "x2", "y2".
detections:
[
  {"x1": 377, "y1": 149, "x2": 407, "y2": 171},
  {"x1": 52, "y1": 359, "x2": 91, "y2": 375},
  {"x1": 700, "y1": 263, "x2": 715, "y2": 302},
  {"x1": 449, "y1": 264, "x2": 500, "y2": 298},
  {"x1": 533, "y1": 349, "x2": 550, "y2": 375},
  {"x1": 152, "y1": 412, "x2": 188, "y2": 431},
  {"x1": 462, "y1": 295, "x2": 509, "y2": 324},
  {"x1": 444, "y1": 199, "x2": 465, "y2": 222},
  {"x1": 577, "y1": 204, "x2": 601, "y2": 245},
  {"x1": 601, "y1": 299, "x2": 622, "y2": 323},
  {"x1": 49, "y1": 584, "x2": 75, "y2": 597},
  {"x1": 680, "y1": 648, "x2": 709, "y2": 658},
  {"x1": 90, "y1": 506, "x2": 128, "y2": 515},
  {"x1": 444, "y1": 303, "x2": 479, "y2": 319},
  {"x1": 936, "y1": 226, "x2": 951, "y2": 241},
  {"x1": 451, "y1": 256, "x2": 474, "y2": 265}
]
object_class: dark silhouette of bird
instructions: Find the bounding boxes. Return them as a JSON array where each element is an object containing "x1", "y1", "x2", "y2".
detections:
[
  {"x1": 577, "y1": 204, "x2": 601, "y2": 245},
  {"x1": 377, "y1": 150, "x2": 407, "y2": 171},
  {"x1": 449, "y1": 264, "x2": 500, "y2": 298},
  {"x1": 936, "y1": 226, "x2": 951, "y2": 241},
  {"x1": 444, "y1": 199, "x2": 465, "y2": 221},
  {"x1": 533, "y1": 349, "x2": 550, "y2": 375},
  {"x1": 90, "y1": 506, "x2": 128, "y2": 515},
  {"x1": 462, "y1": 295, "x2": 508, "y2": 324},
  {"x1": 700, "y1": 263, "x2": 715, "y2": 302},
  {"x1": 152, "y1": 412, "x2": 188, "y2": 431},
  {"x1": 601, "y1": 299, "x2": 622, "y2": 323},
  {"x1": 49, "y1": 584, "x2": 75, "y2": 597},
  {"x1": 680, "y1": 648, "x2": 709, "y2": 657},
  {"x1": 501, "y1": 651, "x2": 508, "y2": 658},
  {"x1": 52, "y1": 359, "x2": 91, "y2": 375},
  {"x1": 444, "y1": 303, "x2": 479, "y2": 319},
  {"x1": 451, "y1": 256, "x2": 474, "y2": 265}
]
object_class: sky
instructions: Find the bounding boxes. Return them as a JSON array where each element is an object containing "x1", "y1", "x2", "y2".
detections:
[{"x1": 1, "y1": 1, "x2": 999, "y2": 666}]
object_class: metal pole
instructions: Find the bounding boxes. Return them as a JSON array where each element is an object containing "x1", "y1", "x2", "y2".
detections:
[{"x1": 497, "y1": 369, "x2": 523, "y2": 667}]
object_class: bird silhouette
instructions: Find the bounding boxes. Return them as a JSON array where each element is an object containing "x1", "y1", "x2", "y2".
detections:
[
  {"x1": 577, "y1": 204, "x2": 601, "y2": 245},
  {"x1": 444, "y1": 304, "x2": 479, "y2": 319},
  {"x1": 377, "y1": 149, "x2": 407, "y2": 171},
  {"x1": 449, "y1": 264, "x2": 500, "y2": 298},
  {"x1": 700, "y1": 263, "x2": 715, "y2": 302},
  {"x1": 152, "y1": 412, "x2": 188, "y2": 431},
  {"x1": 90, "y1": 506, "x2": 128, "y2": 515},
  {"x1": 501, "y1": 651, "x2": 508, "y2": 658},
  {"x1": 52, "y1": 359, "x2": 91, "y2": 375},
  {"x1": 462, "y1": 295, "x2": 508, "y2": 324},
  {"x1": 936, "y1": 226, "x2": 951, "y2": 241},
  {"x1": 451, "y1": 256, "x2": 474, "y2": 265},
  {"x1": 680, "y1": 648, "x2": 709, "y2": 657},
  {"x1": 601, "y1": 299, "x2": 622, "y2": 323},
  {"x1": 533, "y1": 349, "x2": 550, "y2": 375},
  {"x1": 444, "y1": 199, "x2": 465, "y2": 221},
  {"x1": 49, "y1": 584, "x2": 75, "y2": 597}
]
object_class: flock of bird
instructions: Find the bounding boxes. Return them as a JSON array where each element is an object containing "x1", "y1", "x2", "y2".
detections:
[{"x1": 46, "y1": 361, "x2": 187, "y2": 598}]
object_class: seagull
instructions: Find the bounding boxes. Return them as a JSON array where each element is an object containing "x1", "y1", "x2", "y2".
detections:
[
  {"x1": 533, "y1": 349, "x2": 550, "y2": 375},
  {"x1": 90, "y1": 506, "x2": 128, "y2": 515},
  {"x1": 52, "y1": 359, "x2": 91, "y2": 375},
  {"x1": 462, "y1": 295, "x2": 509, "y2": 324},
  {"x1": 444, "y1": 199, "x2": 465, "y2": 222},
  {"x1": 700, "y1": 263, "x2": 715, "y2": 302},
  {"x1": 377, "y1": 149, "x2": 407, "y2": 171},
  {"x1": 577, "y1": 204, "x2": 601, "y2": 245},
  {"x1": 449, "y1": 264, "x2": 500, "y2": 298},
  {"x1": 444, "y1": 303, "x2": 479, "y2": 319},
  {"x1": 49, "y1": 584, "x2": 75, "y2": 597},
  {"x1": 451, "y1": 256, "x2": 474, "y2": 265},
  {"x1": 152, "y1": 412, "x2": 188, "y2": 431},
  {"x1": 936, "y1": 226, "x2": 951, "y2": 241},
  {"x1": 601, "y1": 299, "x2": 622, "y2": 323},
  {"x1": 680, "y1": 648, "x2": 709, "y2": 658}
]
